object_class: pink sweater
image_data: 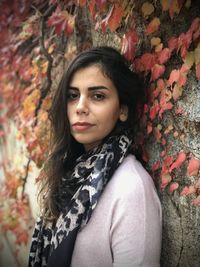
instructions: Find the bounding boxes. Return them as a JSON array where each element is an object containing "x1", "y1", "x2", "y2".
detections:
[{"x1": 71, "y1": 155, "x2": 162, "y2": 267}]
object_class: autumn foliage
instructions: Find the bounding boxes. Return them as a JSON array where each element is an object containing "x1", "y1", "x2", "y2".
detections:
[{"x1": 0, "y1": 0, "x2": 200, "y2": 265}]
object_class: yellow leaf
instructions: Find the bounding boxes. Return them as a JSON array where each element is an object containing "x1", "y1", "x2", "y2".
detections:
[
  {"x1": 185, "y1": 0, "x2": 191, "y2": 8},
  {"x1": 184, "y1": 51, "x2": 195, "y2": 69},
  {"x1": 172, "y1": 84, "x2": 183, "y2": 100},
  {"x1": 48, "y1": 44, "x2": 55, "y2": 54},
  {"x1": 38, "y1": 111, "x2": 49, "y2": 122},
  {"x1": 22, "y1": 89, "x2": 40, "y2": 118},
  {"x1": 142, "y1": 2, "x2": 155, "y2": 17},
  {"x1": 151, "y1": 37, "x2": 161, "y2": 47},
  {"x1": 41, "y1": 61, "x2": 48, "y2": 74},
  {"x1": 155, "y1": 43, "x2": 163, "y2": 52}
]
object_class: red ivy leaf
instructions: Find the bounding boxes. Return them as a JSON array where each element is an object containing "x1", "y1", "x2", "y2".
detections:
[
  {"x1": 47, "y1": 10, "x2": 75, "y2": 35},
  {"x1": 159, "y1": 101, "x2": 173, "y2": 118},
  {"x1": 88, "y1": 0, "x2": 96, "y2": 19},
  {"x1": 178, "y1": 32, "x2": 193, "y2": 58},
  {"x1": 169, "y1": 152, "x2": 186, "y2": 172},
  {"x1": 192, "y1": 195, "x2": 200, "y2": 206},
  {"x1": 161, "y1": 155, "x2": 174, "y2": 175},
  {"x1": 140, "y1": 53, "x2": 156, "y2": 71},
  {"x1": 168, "y1": 69, "x2": 180, "y2": 86},
  {"x1": 108, "y1": 4, "x2": 124, "y2": 32},
  {"x1": 121, "y1": 30, "x2": 139, "y2": 61},
  {"x1": 96, "y1": 0, "x2": 107, "y2": 9},
  {"x1": 146, "y1": 17, "x2": 160, "y2": 35},
  {"x1": 100, "y1": 4, "x2": 123, "y2": 32},
  {"x1": 151, "y1": 64, "x2": 165, "y2": 81},
  {"x1": 196, "y1": 63, "x2": 200, "y2": 79},
  {"x1": 79, "y1": 0, "x2": 87, "y2": 7},
  {"x1": 189, "y1": 17, "x2": 200, "y2": 34},
  {"x1": 149, "y1": 101, "x2": 160, "y2": 120},
  {"x1": 169, "y1": 182, "x2": 179, "y2": 193},
  {"x1": 187, "y1": 157, "x2": 200, "y2": 176},
  {"x1": 180, "y1": 185, "x2": 196, "y2": 196},
  {"x1": 195, "y1": 178, "x2": 200, "y2": 189},
  {"x1": 147, "y1": 121, "x2": 153, "y2": 134},
  {"x1": 152, "y1": 160, "x2": 160, "y2": 171},
  {"x1": 157, "y1": 48, "x2": 171, "y2": 64},
  {"x1": 153, "y1": 126, "x2": 162, "y2": 142},
  {"x1": 168, "y1": 37, "x2": 178, "y2": 51}
]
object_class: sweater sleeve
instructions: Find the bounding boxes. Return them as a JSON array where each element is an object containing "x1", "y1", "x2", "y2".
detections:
[{"x1": 110, "y1": 159, "x2": 162, "y2": 267}]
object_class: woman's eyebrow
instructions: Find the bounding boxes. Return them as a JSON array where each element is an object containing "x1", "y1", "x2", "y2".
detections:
[
  {"x1": 88, "y1": 86, "x2": 109, "y2": 91},
  {"x1": 68, "y1": 86, "x2": 109, "y2": 91}
]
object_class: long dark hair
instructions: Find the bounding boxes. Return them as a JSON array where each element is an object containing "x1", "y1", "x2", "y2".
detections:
[{"x1": 39, "y1": 46, "x2": 145, "y2": 221}]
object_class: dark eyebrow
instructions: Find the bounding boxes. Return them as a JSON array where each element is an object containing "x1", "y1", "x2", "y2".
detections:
[{"x1": 68, "y1": 86, "x2": 109, "y2": 91}]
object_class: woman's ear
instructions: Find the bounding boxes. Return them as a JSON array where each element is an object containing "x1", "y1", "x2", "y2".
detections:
[{"x1": 119, "y1": 105, "x2": 128, "y2": 122}]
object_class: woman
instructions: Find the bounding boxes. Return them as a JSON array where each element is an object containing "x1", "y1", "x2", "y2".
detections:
[{"x1": 28, "y1": 46, "x2": 162, "y2": 267}]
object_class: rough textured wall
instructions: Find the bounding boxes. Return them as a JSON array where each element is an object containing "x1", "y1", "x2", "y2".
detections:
[{"x1": 90, "y1": 1, "x2": 200, "y2": 266}]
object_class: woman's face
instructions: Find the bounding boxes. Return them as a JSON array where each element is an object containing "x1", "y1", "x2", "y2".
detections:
[{"x1": 67, "y1": 65, "x2": 128, "y2": 151}]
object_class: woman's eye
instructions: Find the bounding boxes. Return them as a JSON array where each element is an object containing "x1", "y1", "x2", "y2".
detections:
[
  {"x1": 67, "y1": 91, "x2": 79, "y2": 101},
  {"x1": 92, "y1": 93, "x2": 105, "y2": 101}
]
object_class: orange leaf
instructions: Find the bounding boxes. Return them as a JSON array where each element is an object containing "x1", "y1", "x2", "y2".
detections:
[
  {"x1": 121, "y1": 30, "x2": 139, "y2": 61},
  {"x1": 161, "y1": 0, "x2": 170, "y2": 11},
  {"x1": 146, "y1": 17, "x2": 160, "y2": 35},
  {"x1": 169, "y1": 152, "x2": 186, "y2": 172},
  {"x1": 187, "y1": 157, "x2": 200, "y2": 176},
  {"x1": 151, "y1": 37, "x2": 161, "y2": 47},
  {"x1": 180, "y1": 185, "x2": 196, "y2": 196},
  {"x1": 169, "y1": 182, "x2": 179, "y2": 193},
  {"x1": 151, "y1": 64, "x2": 165, "y2": 81},
  {"x1": 169, "y1": 0, "x2": 181, "y2": 19},
  {"x1": 141, "y1": 2, "x2": 154, "y2": 17},
  {"x1": 108, "y1": 4, "x2": 124, "y2": 32}
]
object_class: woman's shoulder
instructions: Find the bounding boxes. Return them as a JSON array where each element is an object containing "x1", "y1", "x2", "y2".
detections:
[{"x1": 108, "y1": 154, "x2": 160, "y2": 202}]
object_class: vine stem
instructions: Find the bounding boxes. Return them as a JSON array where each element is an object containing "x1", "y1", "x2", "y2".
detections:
[
  {"x1": 34, "y1": 4, "x2": 56, "y2": 125},
  {"x1": 22, "y1": 158, "x2": 31, "y2": 196}
]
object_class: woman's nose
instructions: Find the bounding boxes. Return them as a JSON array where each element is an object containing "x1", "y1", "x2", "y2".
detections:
[{"x1": 76, "y1": 96, "x2": 89, "y2": 115}]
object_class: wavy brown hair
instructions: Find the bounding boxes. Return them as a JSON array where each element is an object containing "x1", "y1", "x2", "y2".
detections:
[{"x1": 39, "y1": 46, "x2": 145, "y2": 222}]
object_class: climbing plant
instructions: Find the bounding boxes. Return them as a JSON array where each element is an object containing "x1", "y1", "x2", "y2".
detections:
[{"x1": 0, "y1": 0, "x2": 199, "y2": 266}]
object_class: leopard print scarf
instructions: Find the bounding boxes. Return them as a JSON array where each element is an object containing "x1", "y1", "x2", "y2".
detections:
[{"x1": 28, "y1": 133, "x2": 132, "y2": 267}]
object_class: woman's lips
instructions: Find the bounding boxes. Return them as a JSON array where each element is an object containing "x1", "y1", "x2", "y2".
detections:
[{"x1": 72, "y1": 122, "x2": 94, "y2": 131}]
